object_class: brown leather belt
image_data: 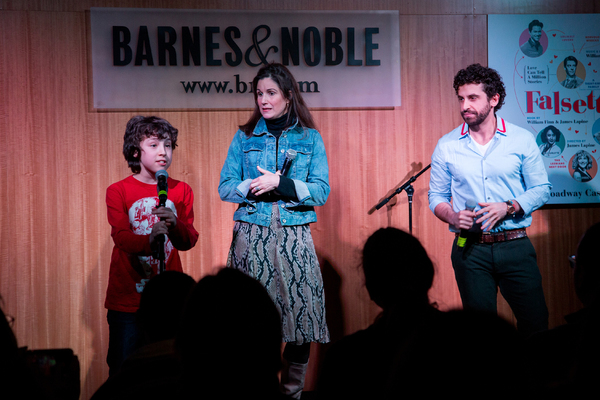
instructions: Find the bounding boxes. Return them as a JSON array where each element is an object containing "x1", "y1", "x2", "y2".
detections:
[{"x1": 455, "y1": 228, "x2": 527, "y2": 244}]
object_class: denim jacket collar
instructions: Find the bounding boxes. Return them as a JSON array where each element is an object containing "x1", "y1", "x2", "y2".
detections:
[{"x1": 253, "y1": 117, "x2": 300, "y2": 137}]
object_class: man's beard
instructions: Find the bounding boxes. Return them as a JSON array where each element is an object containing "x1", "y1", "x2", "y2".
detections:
[{"x1": 462, "y1": 102, "x2": 492, "y2": 128}]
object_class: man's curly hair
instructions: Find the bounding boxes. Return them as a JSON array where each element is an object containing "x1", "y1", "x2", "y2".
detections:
[{"x1": 453, "y1": 64, "x2": 506, "y2": 112}]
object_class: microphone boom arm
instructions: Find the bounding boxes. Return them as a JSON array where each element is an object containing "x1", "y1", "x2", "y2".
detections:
[{"x1": 375, "y1": 164, "x2": 431, "y2": 210}]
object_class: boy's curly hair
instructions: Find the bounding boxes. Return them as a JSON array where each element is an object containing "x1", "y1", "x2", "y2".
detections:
[
  {"x1": 123, "y1": 116, "x2": 178, "y2": 173},
  {"x1": 453, "y1": 64, "x2": 506, "y2": 112}
]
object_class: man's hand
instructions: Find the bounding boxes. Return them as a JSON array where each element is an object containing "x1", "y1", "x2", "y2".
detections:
[
  {"x1": 434, "y1": 202, "x2": 475, "y2": 231},
  {"x1": 476, "y1": 202, "x2": 508, "y2": 231},
  {"x1": 453, "y1": 208, "x2": 477, "y2": 231}
]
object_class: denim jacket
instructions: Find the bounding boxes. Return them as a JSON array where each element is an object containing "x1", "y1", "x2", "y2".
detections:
[{"x1": 219, "y1": 118, "x2": 330, "y2": 227}]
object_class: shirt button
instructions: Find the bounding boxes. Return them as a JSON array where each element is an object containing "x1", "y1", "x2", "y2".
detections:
[{"x1": 282, "y1": 219, "x2": 286, "y2": 223}]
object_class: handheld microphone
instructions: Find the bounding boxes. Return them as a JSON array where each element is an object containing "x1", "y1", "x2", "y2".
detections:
[
  {"x1": 280, "y1": 149, "x2": 297, "y2": 176},
  {"x1": 155, "y1": 169, "x2": 169, "y2": 268},
  {"x1": 156, "y1": 170, "x2": 169, "y2": 208},
  {"x1": 457, "y1": 199, "x2": 477, "y2": 248}
]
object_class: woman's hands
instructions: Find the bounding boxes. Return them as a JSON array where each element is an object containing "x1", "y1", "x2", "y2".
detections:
[{"x1": 251, "y1": 166, "x2": 281, "y2": 196}]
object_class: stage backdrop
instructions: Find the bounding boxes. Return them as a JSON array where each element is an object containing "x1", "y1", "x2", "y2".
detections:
[{"x1": 2, "y1": 2, "x2": 600, "y2": 400}]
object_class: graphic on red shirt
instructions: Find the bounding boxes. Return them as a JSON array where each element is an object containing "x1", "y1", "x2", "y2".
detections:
[{"x1": 129, "y1": 197, "x2": 175, "y2": 290}]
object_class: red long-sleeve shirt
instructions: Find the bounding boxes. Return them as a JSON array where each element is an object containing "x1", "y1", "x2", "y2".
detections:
[{"x1": 105, "y1": 175, "x2": 198, "y2": 312}]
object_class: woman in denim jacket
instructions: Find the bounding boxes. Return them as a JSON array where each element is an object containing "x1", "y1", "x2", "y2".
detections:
[{"x1": 219, "y1": 63, "x2": 330, "y2": 399}]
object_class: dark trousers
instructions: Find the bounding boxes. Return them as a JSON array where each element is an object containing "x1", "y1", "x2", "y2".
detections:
[
  {"x1": 451, "y1": 236, "x2": 548, "y2": 337},
  {"x1": 106, "y1": 310, "x2": 140, "y2": 376}
]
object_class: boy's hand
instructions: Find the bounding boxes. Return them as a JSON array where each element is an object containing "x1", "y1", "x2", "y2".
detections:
[
  {"x1": 152, "y1": 207, "x2": 177, "y2": 229},
  {"x1": 149, "y1": 220, "x2": 168, "y2": 246}
]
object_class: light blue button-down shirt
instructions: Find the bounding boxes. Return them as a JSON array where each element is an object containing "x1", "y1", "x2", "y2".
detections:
[{"x1": 428, "y1": 117, "x2": 551, "y2": 233}]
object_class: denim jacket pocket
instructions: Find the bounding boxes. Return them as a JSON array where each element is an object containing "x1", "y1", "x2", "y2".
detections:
[
  {"x1": 289, "y1": 143, "x2": 313, "y2": 179},
  {"x1": 242, "y1": 141, "x2": 265, "y2": 175}
]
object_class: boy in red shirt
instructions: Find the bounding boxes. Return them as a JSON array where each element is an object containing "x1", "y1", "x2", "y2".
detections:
[{"x1": 105, "y1": 116, "x2": 198, "y2": 375}]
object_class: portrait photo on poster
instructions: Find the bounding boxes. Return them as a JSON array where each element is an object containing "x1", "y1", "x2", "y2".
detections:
[
  {"x1": 537, "y1": 125, "x2": 565, "y2": 158},
  {"x1": 557, "y1": 56, "x2": 585, "y2": 89},
  {"x1": 569, "y1": 150, "x2": 597, "y2": 183},
  {"x1": 519, "y1": 19, "x2": 548, "y2": 58}
]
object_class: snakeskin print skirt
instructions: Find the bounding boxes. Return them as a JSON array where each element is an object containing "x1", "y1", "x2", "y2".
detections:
[{"x1": 226, "y1": 207, "x2": 330, "y2": 344}]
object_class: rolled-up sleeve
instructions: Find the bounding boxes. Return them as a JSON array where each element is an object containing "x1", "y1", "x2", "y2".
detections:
[
  {"x1": 219, "y1": 131, "x2": 252, "y2": 204},
  {"x1": 515, "y1": 135, "x2": 551, "y2": 216},
  {"x1": 428, "y1": 142, "x2": 453, "y2": 214}
]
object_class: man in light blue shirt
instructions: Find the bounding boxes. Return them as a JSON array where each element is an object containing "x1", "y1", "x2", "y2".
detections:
[{"x1": 429, "y1": 64, "x2": 551, "y2": 336}]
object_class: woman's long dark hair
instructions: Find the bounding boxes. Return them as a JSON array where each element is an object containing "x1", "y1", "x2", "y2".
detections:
[
  {"x1": 539, "y1": 125, "x2": 561, "y2": 144},
  {"x1": 240, "y1": 63, "x2": 316, "y2": 137}
]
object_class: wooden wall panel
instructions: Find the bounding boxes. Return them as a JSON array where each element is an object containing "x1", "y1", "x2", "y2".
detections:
[
  {"x1": 1, "y1": 1, "x2": 600, "y2": 399},
  {"x1": 474, "y1": 0, "x2": 600, "y2": 14},
  {"x1": 2, "y1": 0, "x2": 476, "y2": 14},
  {"x1": 5, "y1": 0, "x2": 600, "y2": 14}
]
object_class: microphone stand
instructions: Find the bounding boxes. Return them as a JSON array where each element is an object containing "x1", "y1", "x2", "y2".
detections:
[
  {"x1": 375, "y1": 164, "x2": 431, "y2": 234},
  {"x1": 157, "y1": 235, "x2": 165, "y2": 274}
]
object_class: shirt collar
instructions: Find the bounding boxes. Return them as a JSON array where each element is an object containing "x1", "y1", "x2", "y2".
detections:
[
  {"x1": 253, "y1": 118, "x2": 269, "y2": 136},
  {"x1": 459, "y1": 116, "x2": 507, "y2": 139},
  {"x1": 528, "y1": 37, "x2": 541, "y2": 50}
]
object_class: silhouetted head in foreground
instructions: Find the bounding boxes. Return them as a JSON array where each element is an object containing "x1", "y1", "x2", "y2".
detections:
[
  {"x1": 176, "y1": 267, "x2": 283, "y2": 399},
  {"x1": 362, "y1": 227, "x2": 435, "y2": 310},
  {"x1": 136, "y1": 271, "x2": 196, "y2": 344},
  {"x1": 574, "y1": 222, "x2": 600, "y2": 309}
]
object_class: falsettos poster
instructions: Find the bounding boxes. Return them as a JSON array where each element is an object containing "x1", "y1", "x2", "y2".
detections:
[{"x1": 489, "y1": 14, "x2": 600, "y2": 205}]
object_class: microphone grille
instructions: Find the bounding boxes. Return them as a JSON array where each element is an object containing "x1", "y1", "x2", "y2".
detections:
[
  {"x1": 465, "y1": 199, "x2": 477, "y2": 211},
  {"x1": 286, "y1": 149, "x2": 297, "y2": 160},
  {"x1": 156, "y1": 170, "x2": 169, "y2": 180}
]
